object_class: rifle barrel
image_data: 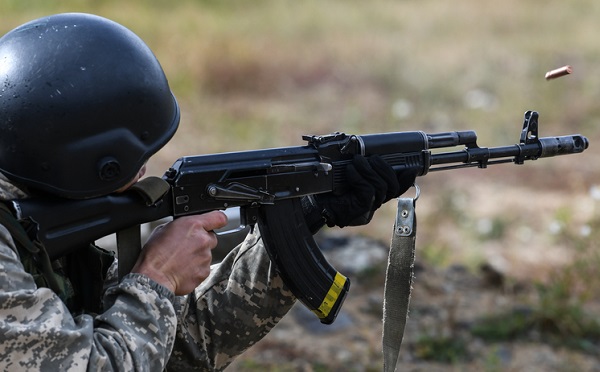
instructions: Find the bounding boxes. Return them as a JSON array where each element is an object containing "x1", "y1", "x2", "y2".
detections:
[{"x1": 429, "y1": 134, "x2": 588, "y2": 171}]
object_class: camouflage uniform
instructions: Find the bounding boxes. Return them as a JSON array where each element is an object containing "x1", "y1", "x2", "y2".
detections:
[{"x1": 0, "y1": 174, "x2": 296, "y2": 371}]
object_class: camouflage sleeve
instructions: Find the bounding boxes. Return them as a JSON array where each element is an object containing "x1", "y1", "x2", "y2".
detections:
[
  {"x1": 0, "y1": 224, "x2": 178, "y2": 371},
  {"x1": 166, "y1": 227, "x2": 297, "y2": 371}
]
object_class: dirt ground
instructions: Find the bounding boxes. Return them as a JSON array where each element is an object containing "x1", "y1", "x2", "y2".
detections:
[{"x1": 229, "y1": 250, "x2": 600, "y2": 371}]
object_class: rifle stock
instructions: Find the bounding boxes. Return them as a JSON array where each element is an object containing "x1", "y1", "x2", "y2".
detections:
[{"x1": 10, "y1": 111, "x2": 589, "y2": 323}]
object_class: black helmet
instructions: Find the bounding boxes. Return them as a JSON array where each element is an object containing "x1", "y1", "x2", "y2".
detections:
[{"x1": 0, "y1": 13, "x2": 179, "y2": 198}]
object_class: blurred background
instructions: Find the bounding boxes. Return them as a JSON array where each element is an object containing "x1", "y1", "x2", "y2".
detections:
[{"x1": 2, "y1": 1, "x2": 600, "y2": 370}]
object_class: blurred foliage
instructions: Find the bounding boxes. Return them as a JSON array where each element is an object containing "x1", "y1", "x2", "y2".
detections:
[
  {"x1": 471, "y1": 198, "x2": 600, "y2": 352},
  {"x1": 3, "y1": 0, "x2": 600, "y2": 157},
  {"x1": 471, "y1": 300, "x2": 600, "y2": 353},
  {"x1": 413, "y1": 335, "x2": 470, "y2": 363}
]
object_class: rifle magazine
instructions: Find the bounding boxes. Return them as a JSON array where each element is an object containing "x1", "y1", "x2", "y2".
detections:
[{"x1": 258, "y1": 198, "x2": 350, "y2": 324}]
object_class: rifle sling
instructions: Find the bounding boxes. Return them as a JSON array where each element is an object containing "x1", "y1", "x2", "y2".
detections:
[
  {"x1": 382, "y1": 193, "x2": 418, "y2": 371},
  {"x1": 116, "y1": 225, "x2": 142, "y2": 280},
  {"x1": 117, "y1": 176, "x2": 170, "y2": 280}
]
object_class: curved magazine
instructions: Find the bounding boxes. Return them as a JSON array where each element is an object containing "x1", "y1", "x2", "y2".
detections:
[{"x1": 258, "y1": 198, "x2": 350, "y2": 324}]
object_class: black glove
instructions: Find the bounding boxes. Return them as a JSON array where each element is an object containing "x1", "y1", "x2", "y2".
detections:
[{"x1": 302, "y1": 155, "x2": 417, "y2": 232}]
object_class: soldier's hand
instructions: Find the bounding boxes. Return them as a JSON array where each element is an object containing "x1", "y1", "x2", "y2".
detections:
[
  {"x1": 315, "y1": 155, "x2": 417, "y2": 228},
  {"x1": 132, "y1": 211, "x2": 228, "y2": 295}
]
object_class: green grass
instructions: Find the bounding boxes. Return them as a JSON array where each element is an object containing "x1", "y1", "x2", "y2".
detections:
[{"x1": 413, "y1": 335, "x2": 470, "y2": 363}]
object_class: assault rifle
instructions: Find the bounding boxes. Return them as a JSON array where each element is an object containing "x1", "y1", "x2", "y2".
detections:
[{"x1": 9, "y1": 111, "x2": 589, "y2": 324}]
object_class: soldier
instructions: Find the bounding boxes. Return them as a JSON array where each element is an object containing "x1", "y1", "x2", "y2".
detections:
[{"x1": 0, "y1": 13, "x2": 415, "y2": 371}]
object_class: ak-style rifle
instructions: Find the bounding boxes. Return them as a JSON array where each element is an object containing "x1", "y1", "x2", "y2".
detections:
[{"x1": 10, "y1": 111, "x2": 589, "y2": 324}]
